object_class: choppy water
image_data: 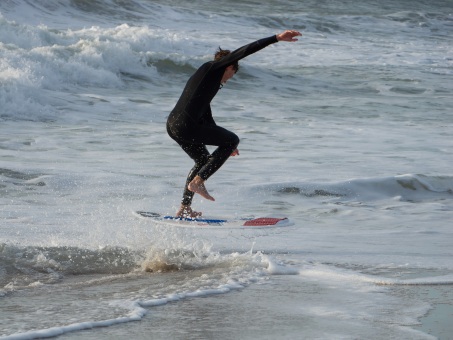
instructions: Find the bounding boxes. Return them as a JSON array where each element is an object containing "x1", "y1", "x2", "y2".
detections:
[{"x1": 1, "y1": 0, "x2": 452, "y2": 339}]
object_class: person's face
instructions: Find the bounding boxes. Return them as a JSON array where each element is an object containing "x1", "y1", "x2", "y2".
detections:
[{"x1": 221, "y1": 65, "x2": 236, "y2": 84}]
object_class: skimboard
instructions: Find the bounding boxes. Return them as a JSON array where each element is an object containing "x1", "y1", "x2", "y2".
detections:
[{"x1": 135, "y1": 211, "x2": 293, "y2": 229}]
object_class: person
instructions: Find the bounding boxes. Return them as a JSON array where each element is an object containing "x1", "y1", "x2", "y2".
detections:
[{"x1": 167, "y1": 30, "x2": 302, "y2": 217}]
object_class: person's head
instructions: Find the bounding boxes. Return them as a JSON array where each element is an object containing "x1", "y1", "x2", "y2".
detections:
[
  {"x1": 215, "y1": 47, "x2": 239, "y2": 84},
  {"x1": 214, "y1": 47, "x2": 239, "y2": 73}
]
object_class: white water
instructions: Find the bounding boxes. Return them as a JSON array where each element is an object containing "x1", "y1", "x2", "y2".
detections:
[{"x1": 1, "y1": 0, "x2": 452, "y2": 339}]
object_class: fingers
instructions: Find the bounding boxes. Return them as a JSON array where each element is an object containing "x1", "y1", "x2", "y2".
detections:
[
  {"x1": 286, "y1": 30, "x2": 302, "y2": 41},
  {"x1": 287, "y1": 30, "x2": 302, "y2": 36},
  {"x1": 277, "y1": 30, "x2": 302, "y2": 42}
]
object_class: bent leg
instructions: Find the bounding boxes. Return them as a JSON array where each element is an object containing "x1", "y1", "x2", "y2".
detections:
[
  {"x1": 190, "y1": 125, "x2": 239, "y2": 180},
  {"x1": 169, "y1": 123, "x2": 240, "y2": 206}
]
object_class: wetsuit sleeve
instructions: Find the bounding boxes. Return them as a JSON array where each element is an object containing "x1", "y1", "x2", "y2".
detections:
[{"x1": 212, "y1": 35, "x2": 279, "y2": 70}]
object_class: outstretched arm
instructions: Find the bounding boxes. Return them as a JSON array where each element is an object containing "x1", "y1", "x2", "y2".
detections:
[
  {"x1": 213, "y1": 30, "x2": 302, "y2": 70},
  {"x1": 276, "y1": 30, "x2": 302, "y2": 42}
]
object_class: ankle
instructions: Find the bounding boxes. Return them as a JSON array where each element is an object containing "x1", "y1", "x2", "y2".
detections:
[
  {"x1": 177, "y1": 204, "x2": 201, "y2": 218},
  {"x1": 192, "y1": 175, "x2": 204, "y2": 185}
]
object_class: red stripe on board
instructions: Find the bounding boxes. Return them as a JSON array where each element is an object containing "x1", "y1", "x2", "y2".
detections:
[{"x1": 243, "y1": 217, "x2": 287, "y2": 226}]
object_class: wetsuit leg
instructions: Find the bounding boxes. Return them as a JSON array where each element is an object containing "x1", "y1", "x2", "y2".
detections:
[
  {"x1": 167, "y1": 122, "x2": 239, "y2": 205},
  {"x1": 198, "y1": 143, "x2": 236, "y2": 180},
  {"x1": 178, "y1": 143, "x2": 210, "y2": 206},
  {"x1": 183, "y1": 124, "x2": 239, "y2": 181}
]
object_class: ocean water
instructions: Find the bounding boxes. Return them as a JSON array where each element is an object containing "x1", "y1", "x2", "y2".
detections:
[{"x1": 1, "y1": 0, "x2": 453, "y2": 339}]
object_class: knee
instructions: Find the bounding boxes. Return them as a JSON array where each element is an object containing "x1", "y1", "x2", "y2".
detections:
[
  {"x1": 230, "y1": 133, "x2": 240, "y2": 148},
  {"x1": 220, "y1": 132, "x2": 239, "y2": 149}
]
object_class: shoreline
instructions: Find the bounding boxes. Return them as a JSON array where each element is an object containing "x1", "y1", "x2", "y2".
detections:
[{"x1": 413, "y1": 285, "x2": 453, "y2": 340}]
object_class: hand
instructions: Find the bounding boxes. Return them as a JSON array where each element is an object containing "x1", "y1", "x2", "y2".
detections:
[
  {"x1": 276, "y1": 30, "x2": 302, "y2": 42},
  {"x1": 231, "y1": 149, "x2": 239, "y2": 156}
]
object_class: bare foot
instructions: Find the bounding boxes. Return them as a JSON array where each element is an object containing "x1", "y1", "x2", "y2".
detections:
[
  {"x1": 176, "y1": 205, "x2": 202, "y2": 218},
  {"x1": 188, "y1": 176, "x2": 215, "y2": 201}
]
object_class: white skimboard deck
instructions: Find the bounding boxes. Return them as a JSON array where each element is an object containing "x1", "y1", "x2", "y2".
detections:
[{"x1": 135, "y1": 211, "x2": 293, "y2": 229}]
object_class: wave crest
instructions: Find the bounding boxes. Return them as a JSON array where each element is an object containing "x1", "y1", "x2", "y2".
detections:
[{"x1": 260, "y1": 174, "x2": 453, "y2": 203}]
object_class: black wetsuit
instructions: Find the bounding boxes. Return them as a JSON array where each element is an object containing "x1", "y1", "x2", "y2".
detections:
[{"x1": 167, "y1": 35, "x2": 278, "y2": 206}]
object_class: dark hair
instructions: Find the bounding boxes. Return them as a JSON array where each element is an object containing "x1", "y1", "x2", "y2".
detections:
[{"x1": 214, "y1": 47, "x2": 239, "y2": 73}]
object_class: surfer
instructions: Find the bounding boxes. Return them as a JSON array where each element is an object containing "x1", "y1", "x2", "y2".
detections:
[{"x1": 167, "y1": 30, "x2": 302, "y2": 217}]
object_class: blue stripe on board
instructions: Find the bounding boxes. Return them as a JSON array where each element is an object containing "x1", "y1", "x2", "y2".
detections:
[{"x1": 163, "y1": 216, "x2": 228, "y2": 223}]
